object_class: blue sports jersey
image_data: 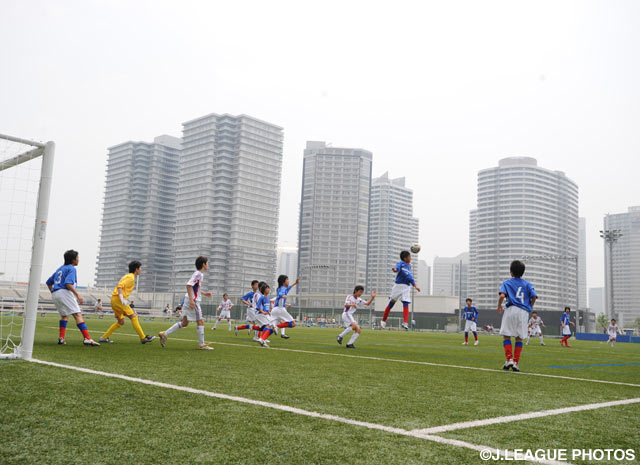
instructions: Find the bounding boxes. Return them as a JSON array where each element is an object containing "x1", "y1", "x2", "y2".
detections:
[
  {"x1": 256, "y1": 295, "x2": 271, "y2": 314},
  {"x1": 462, "y1": 306, "x2": 478, "y2": 321},
  {"x1": 274, "y1": 285, "x2": 292, "y2": 307},
  {"x1": 394, "y1": 261, "x2": 415, "y2": 286},
  {"x1": 499, "y1": 277, "x2": 537, "y2": 312},
  {"x1": 242, "y1": 291, "x2": 255, "y2": 305},
  {"x1": 561, "y1": 313, "x2": 570, "y2": 326},
  {"x1": 46, "y1": 265, "x2": 77, "y2": 293}
]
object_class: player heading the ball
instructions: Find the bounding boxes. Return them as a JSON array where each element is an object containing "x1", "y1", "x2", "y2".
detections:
[{"x1": 380, "y1": 250, "x2": 420, "y2": 330}]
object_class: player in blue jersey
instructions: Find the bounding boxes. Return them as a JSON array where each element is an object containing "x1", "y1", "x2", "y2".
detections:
[
  {"x1": 271, "y1": 275, "x2": 300, "y2": 339},
  {"x1": 560, "y1": 307, "x2": 575, "y2": 347},
  {"x1": 497, "y1": 260, "x2": 537, "y2": 372},
  {"x1": 45, "y1": 250, "x2": 99, "y2": 346},
  {"x1": 235, "y1": 280, "x2": 262, "y2": 336},
  {"x1": 255, "y1": 283, "x2": 275, "y2": 348},
  {"x1": 461, "y1": 298, "x2": 479, "y2": 346},
  {"x1": 380, "y1": 251, "x2": 421, "y2": 330}
]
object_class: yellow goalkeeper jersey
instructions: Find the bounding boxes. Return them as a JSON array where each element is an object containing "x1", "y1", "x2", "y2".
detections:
[{"x1": 112, "y1": 273, "x2": 135, "y2": 299}]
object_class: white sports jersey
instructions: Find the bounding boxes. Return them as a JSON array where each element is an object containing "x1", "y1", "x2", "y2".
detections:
[
  {"x1": 528, "y1": 316, "x2": 543, "y2": 329},
  {"x1": 344, "y1": 295, "x2": 365, "y2": 315},
  {"x1": 185, "y1": 270, "x2": 204, "y2": 302},
  {"x1": 219, "y1": 299, "x2": 232, "y2": 312},
  {"x1": 607, "y1": 324, "x2": 621, "y2": 337}
]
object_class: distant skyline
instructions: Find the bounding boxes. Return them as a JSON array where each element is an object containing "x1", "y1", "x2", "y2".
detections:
[{"x1": 2, "y1": 1, "x2": 639, "y2": 291}]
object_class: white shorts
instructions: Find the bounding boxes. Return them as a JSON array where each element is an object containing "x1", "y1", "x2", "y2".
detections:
[
  {"x1": 608, "y1": 335, "x2": 617, "y2": 340},
  {"x1": 529, "y1": 327, "x2": 542, "y2": 336},
  {"x1": 183, "y1": 301, "x2": 203, "y2": 322},
  {"x1": 342, "y1": 311, "x2": 356, "y2": 328},
  {"x1": 52, "y1": 289, "x2": 81, "y2": 317},
  {"x1": 255, "y1": 312, "x2": 272, "y2": 327},
  {"x1": 562, "y1": 325, "x2": 572, "y2": 336},
  {"x1": 219, "y1": 310, "x2": 231, "y2": 319},
  {"x1": 271, "y1": 306, "x2": 294, "y2": 323},
  {"x1": 246, "y1": 308, "x2": 256, "y2": 322},
  {"x1": 390, "y1": 283, "x2": 411, "y2": 303},
  {"x1": 464, "y1": 320, "x2": 477, "y2": 332},
  {"x1": 499, "y1": 306, "x2": 529, "y2": 339}
]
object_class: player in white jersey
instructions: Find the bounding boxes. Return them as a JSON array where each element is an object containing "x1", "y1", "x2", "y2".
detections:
[
  {"x1": 336, "y1": 286, "x2": 376, "y2": 348},
  {"x1": 212, "y1": 293, "x2": 233, "y2": 331},
  {"x1": 526, "y1": 311, "x2": 547, "y2": 346},
  {"x1": 606, "y1": 319, "x2": 622, "y2": 347},
  {"x1": 158, "y1": 256, "x2": 213, "y2": 350}
]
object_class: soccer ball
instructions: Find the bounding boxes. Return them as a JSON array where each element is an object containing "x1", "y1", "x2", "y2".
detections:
[{"x1": 410, "y1": 244, "x2": 421, "y2": 254}]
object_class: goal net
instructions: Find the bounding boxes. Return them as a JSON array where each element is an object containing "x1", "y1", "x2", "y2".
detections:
[{"x1": 0, "y1": 134, "x2": 54, "y2": 360}]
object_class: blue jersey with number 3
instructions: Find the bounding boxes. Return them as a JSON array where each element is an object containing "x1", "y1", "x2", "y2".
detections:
[
  {"x1": 46, "y1": 265, "x2": 77, "y2": 293},
  {"x1": 500, "y1": 277, "x2": 537, "y2": 312}
]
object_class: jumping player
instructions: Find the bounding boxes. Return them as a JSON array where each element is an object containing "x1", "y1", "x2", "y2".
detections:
[
  {"x1": 606, "y1": 319, "x2": 622, "y2": 347},
  {"x1": 100, "y1": 261, "x2": 155, "y2": 344},
  {"x1": 497, "y1": 260, "x2": 538, "y2": 372},
  {"x1": 46, "y1": 250, "x2": 99, "y2": 346},
  {"x1": 380, "y1": 251, "x2": 421, "y2": 330},
  {"x1": 526, "y1": 311, "x2": 546, "y2": 346},
  {"x1": 212, "y1": 293, "x2": 233, "y2": 331},
  {"x1": 158, "y1": 256, "x2": 213, "y2": 350},
  {"x1": 337, "y1": 286, "x2": 376, "y2": 348},
  {"x1": 560, "y1": 307, "x2": 575, "y2": 347},
  {"x1": 461, "y1": 298, "x2": 479, "y2": 346},
  {"x1": 271, "y1": 275, "x2": 300, "y2": 339}
]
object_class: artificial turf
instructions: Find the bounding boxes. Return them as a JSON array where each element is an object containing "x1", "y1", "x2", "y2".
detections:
[{"x1": 1, "y1": 314, "x2": 638, "y2": 465}]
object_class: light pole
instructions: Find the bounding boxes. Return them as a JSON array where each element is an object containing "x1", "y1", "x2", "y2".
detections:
[
  {"x1": 600, "y1": 229, "x2": 623, "y2": 321},
  {"x1": 521, "y1": 254, "x2": 580, "y2": 331}
]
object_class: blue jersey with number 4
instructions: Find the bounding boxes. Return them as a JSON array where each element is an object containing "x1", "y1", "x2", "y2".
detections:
[
  {"x1": 46, "y1": 265, "x2": 77, "y2": 293},
  {"x1": 463, "y1": 306, "x2": 478, "y2": 321},
  {"x1": 500, "y1": 277, "x2": 537, "y2": 312}
]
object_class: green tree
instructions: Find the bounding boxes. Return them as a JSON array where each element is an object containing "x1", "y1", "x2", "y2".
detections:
[{"x1": 596, "y1": 313, "x2": 608, "y2": 332}]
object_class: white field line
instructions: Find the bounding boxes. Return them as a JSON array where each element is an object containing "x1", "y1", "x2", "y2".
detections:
[
  {"x1": 28, "y1": 358, "x2": 573, "y2": 465},
  {"x1": 46, "y1": 326, "x2": 640, "y2": 389},
  {"x1": 412, "y1": 397, "x2": 640, "y2": 434}
]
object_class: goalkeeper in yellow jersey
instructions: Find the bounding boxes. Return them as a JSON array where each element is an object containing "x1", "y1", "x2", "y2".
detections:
[{"x1": 99, "y1": 261, "x2": 155, "y2": 344}]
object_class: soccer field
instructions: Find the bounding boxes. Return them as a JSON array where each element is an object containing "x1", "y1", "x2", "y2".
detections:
[{"x1": 1, "y1": 315, "x2": 639, "y2": 465}]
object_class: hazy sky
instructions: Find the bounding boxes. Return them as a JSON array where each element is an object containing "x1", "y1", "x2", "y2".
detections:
[{"x1": 1, "y1": 0, "x2": 639, "y2": 293}]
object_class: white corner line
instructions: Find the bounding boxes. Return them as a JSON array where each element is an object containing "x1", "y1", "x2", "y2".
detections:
[
  {"x1": 412, "y1": 397, "x2": 640, "y2": 434},
  {"x1": 44, "y1": 326, "x2": 640, "y2": 389},
  {"x1": 28, "y1": 358, "x2": 574, "y2": 465}
]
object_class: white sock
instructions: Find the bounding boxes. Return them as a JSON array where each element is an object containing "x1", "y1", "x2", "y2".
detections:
[
  {"x1": 281, "y1": 328, "x2": 286, "y2": 336},
  {"x1": 165, "y1": 322, "x2": 182, "y2": 336},
  {"x1": 213, "y1": 320, "x2": 219, "y2": 329},
  {"x1": 348, "y1": 332, "x2": 360, "y2": 345},
  {"x1": 197, "y1": 325, "x2": 205, "y2": 346},
  {"x1": 540, "y1": 336, "x2": 544, "y2": 343},
  {"x1": 611, "y1": 341, "x2": 615, "y2": 347},
  {"x1": 339, "y1": 327, "x2": 353, "y2": 338},
  {"x1": 228, "y1": 321, "x2": 232, "y2": 330}
]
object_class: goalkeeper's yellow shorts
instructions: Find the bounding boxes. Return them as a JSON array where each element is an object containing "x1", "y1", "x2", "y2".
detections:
[{"x1": 110, "y1": 296, "x2": 134, "y2": 319}]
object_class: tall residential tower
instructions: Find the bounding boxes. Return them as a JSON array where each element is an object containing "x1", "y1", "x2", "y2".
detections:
[
  {"x1": 469, "y1": 157, "x2": 579, "y2": 312},
  {"x1": 297, "y1": 141, "x2": 372, "y2": 295},
  {"x1": 95, "y1": 135, "x2": 181, "y2": 292},
  {"x1": 173, "y1": 113, "x2": 284, "y2": 294}
]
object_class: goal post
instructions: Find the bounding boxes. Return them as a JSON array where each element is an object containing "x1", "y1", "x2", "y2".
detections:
[{"x1": 0, "y1": 134, "x2": 54, "y2": 360}]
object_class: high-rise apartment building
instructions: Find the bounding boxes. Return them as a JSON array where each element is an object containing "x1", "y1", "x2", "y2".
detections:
[
  {"x1": 96, "y1": 135, "x2": 181, "y2": 292},
  {"x1": 297, "y1": 141, "x2": 372, "y2": 295},
  {"x1": 173, "y1": 113, "x2": 283, "y2": 294},
  {"x1": 603, "y1": 206, "x2": 640, "y2": 325},
  {"x1": 367, "y1": 172, "x2": 419, "y2": 295},
  {"x1": 469, "y1": 157, "x2": 579, "y2": 312}
]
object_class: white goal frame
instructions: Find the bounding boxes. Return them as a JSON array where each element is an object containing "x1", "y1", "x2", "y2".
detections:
[{"x1": 0, "y1": 133, "x2": 54, "y2": 360}]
